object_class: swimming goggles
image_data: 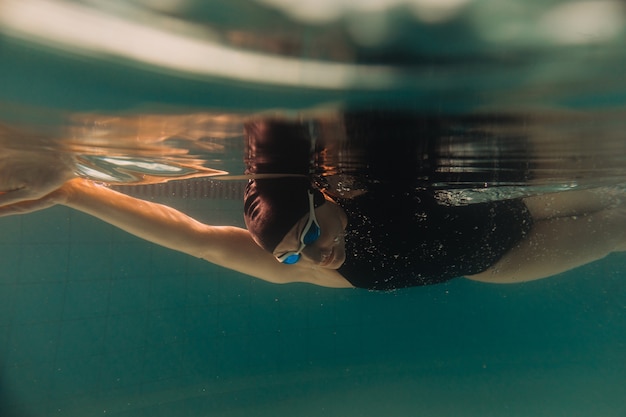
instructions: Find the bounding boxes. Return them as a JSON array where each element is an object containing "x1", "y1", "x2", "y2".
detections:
[{"x1": 276, "y1": 191, "x2": 321, "y2": 264}]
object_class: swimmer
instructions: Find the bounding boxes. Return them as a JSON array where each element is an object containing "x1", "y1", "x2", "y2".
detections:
[
  {"x1": 0, "y1": 175, "x2": 625, "y2": 289},
  {"x1": 1, "y1": 115, "x2": 625, "y2": 290}
]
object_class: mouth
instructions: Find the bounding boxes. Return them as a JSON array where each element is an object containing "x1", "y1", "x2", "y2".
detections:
[{"x1": 319, "y1": 247, "x2": 335, "y2": 267}]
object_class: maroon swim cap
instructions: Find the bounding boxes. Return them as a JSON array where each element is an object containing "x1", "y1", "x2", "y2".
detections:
[{"x1": 244, "y1": 178, "x2": 325, "y2": 252}]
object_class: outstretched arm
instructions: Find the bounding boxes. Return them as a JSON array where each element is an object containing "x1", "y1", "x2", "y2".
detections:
[
  {"x1": 0, "y1": 178, "x2": 352, "y2": 288},
  {"x1": 60, "y1": 179, "x2": 230, "y2": 259}
]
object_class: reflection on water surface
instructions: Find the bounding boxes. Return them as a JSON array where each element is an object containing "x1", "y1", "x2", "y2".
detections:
[{"x1": 2, "y1": 109, "x2": 626, "y2": 205}]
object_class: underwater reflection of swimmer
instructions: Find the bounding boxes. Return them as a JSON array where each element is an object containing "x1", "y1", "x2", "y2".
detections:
[{"x1": 1, "y1": 112, "x2": 625, "y2": 289}]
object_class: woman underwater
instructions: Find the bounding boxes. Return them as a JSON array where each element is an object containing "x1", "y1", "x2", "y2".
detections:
[{"x1": 1, "y1": 112, "x2": 625, "y2": 290}]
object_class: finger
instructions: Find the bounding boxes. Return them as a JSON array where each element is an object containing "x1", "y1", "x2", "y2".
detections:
[
  {"x1": 0, "y1": 188, "x2": 34, "y2": 207},
  {"x1": 0, "y1": 198, "x2": 56, "y2": 217}
]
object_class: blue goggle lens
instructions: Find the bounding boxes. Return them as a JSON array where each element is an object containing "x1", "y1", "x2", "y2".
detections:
[
  {"x1": 282, "y1": 253, "x2": 302, "y2": 264},
  {"x1": 302, "y1": 222, "x2": 321, "y2": 245}
]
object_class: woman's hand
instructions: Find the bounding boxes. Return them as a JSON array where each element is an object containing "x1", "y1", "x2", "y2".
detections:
[{"x1": 0, "y1": 150, "x2": 75, "y2": 215}]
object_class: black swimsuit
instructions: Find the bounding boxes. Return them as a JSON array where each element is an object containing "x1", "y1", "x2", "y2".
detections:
[{"x1": 336, "y1": 185, "x2": 533, "y2": 290}]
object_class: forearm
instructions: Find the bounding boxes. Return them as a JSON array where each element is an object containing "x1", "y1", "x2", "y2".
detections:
[{"x1": 59, "y1": 178, "x2": 215, "y2": 257}]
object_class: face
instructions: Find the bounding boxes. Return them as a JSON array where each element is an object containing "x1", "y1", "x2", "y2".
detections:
[{"x1": 273, "y1": 199, "x2": 348, "y2": 269}]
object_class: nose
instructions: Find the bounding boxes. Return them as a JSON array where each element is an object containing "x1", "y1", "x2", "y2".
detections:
[{"x1": 302, "y1": 245, "x2": 331, "y2": 264}]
